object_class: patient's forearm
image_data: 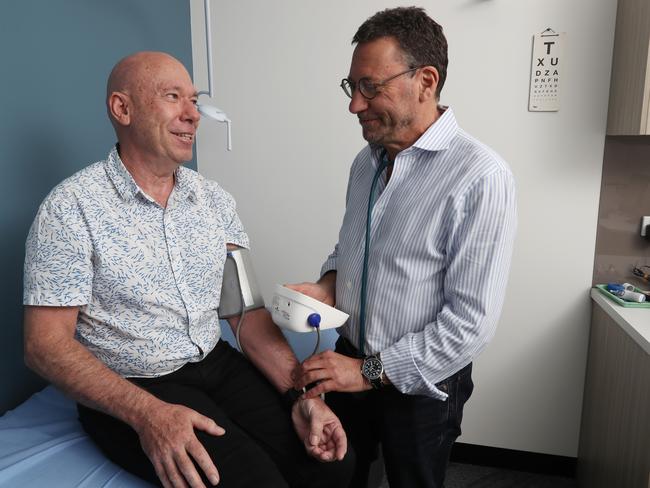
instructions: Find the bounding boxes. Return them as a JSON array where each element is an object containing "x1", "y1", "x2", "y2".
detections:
[
  {"x1": 229, "y1": 308, "x2": 298, "y2": 393},
  {"x1": 24, "y1": 307, "x2": 160, "y2": 428}
]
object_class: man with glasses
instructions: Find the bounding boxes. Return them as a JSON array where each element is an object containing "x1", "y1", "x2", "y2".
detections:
[{"x1": 290, "y1": 7, "x2": 517, "y2": 488}]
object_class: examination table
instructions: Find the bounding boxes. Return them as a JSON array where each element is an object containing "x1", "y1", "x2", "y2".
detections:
[{"x1": 0, "y1": 386, "x2": 151, "y2": 487}]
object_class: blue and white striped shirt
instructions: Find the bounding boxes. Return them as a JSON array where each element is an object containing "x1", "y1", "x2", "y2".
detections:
[{"x1": 322, "y1": 108, "x2": 517, "y2": 399}]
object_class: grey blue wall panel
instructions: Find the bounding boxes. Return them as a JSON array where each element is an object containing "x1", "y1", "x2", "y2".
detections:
[{"x1": 0, "y1": 0, "x2": 195, "y2": 414}]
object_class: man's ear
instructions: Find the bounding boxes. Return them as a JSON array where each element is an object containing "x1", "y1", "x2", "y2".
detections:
[
  {"x1": 419, "y1": 66, "x2": 439, "y2": 102},
  {"x1": 108, "y1": 91, "x2": 131, "y2": 126}
]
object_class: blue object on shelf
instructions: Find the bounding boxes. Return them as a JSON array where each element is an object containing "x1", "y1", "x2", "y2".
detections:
[{"x1": 606, "y1": 283, "x2": 625, "y2": 293}]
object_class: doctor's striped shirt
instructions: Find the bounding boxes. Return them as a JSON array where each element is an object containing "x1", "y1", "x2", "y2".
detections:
[{"x1": 321, "y1": 107, "x2": 517, "y2": 400}]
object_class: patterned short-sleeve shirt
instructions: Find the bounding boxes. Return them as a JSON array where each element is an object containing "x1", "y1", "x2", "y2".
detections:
[{"x1": 24, "y1": 146, "x2": 249, "y2": 377}]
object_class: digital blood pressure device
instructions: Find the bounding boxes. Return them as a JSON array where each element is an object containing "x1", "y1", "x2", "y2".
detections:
[
  {"x1": 217, "y1": 250, "x2": 350, "y2": 359},
  {"x1": 271, "y1": 284, "x2": 349, "y2": 356}
]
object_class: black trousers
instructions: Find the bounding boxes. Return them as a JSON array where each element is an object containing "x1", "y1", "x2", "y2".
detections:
[
  {"x1": 327, "y1": 337, "x2": 474, "y2": 488},
  {"x1": 78, "y1": 340, "x2": 354, "y2": 488}
]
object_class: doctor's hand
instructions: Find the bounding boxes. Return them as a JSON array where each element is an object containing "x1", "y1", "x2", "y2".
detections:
[
  {"x1": 286, "y1": 279, "x2": 335, "y2": 307},
  {"x1": 295, "y1": 350, "x2": 369, "y2": 398},
  {"x1": 134, "y1": 399, "x2": 225, "y2": 488},
  {"x1": 291, "y1": 396, "x2": 347, "y2": 462}
]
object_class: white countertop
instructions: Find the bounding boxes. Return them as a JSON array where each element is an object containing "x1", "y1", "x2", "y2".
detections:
[{"x1": 591, "y1": 288, "x2": 650, "y2": 355}]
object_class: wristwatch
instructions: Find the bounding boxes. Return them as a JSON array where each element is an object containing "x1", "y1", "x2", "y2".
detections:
[{"x1": 361, "y1": 354, "x2": 384, "y2": 389}]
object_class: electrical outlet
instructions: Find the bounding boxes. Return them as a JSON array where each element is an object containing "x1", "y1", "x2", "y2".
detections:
[{"x1": 641, "y1": 216, "x2": 650, "y2": 237}]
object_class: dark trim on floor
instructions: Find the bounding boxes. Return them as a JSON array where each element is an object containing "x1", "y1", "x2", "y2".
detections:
[{"x1": 450, "y1": 442, "x2": 577, "y2": 478}]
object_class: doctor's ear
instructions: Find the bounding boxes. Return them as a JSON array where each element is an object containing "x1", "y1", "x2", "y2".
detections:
[
  {"x1": 418, "y1": 66, "x2": 440, "y2": 102},
  {"x1": 108, "y1": 91, "x2": 132, "y2": 126}
]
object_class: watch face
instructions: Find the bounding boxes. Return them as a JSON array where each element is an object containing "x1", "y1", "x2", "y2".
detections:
[{"x1": 362, "y1": 356, "x2": 383, "y2": 380}]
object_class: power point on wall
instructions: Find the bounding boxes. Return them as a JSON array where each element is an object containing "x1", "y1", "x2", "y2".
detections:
[{"x1": 641, "y1": 216, "x2": 650, "y2": 237}]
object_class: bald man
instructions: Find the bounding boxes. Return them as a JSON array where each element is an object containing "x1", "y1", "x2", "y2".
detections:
[{"x1": 23, "y1": 52, "x2": 353, "y2": 488}]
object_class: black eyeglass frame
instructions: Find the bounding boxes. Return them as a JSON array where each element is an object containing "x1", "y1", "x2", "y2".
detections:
[{"x1": 340, "y1": 66, "x2": 422, "y2": 100}]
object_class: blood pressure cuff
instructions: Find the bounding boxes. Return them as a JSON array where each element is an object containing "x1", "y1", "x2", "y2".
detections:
[{"x1": 218, "y1": 248, "x2": 265, "y2": 318}]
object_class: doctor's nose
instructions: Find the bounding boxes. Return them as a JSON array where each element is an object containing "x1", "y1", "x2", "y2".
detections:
[{"x1": 349, "y1": 89, "x2": 369, "y2": 114}]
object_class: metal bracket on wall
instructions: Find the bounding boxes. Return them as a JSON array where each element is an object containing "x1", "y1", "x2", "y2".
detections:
[{"x1": 640, "y1": 216, "x2": 650, "y2": 237}]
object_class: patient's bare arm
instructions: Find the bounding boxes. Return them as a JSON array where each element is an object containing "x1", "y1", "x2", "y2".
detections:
[{"x1": 24, "y1": 306, "x2": 224, "y2": 488}]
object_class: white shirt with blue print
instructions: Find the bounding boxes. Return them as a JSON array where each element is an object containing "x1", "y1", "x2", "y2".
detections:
[{"x1": 24, "y1": 146, "x2": 249, "y2": 377}]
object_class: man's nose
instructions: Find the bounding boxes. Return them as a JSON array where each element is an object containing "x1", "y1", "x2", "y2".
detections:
[
  {"x1": 183, "y1": 99, "x2": 200, "y2": 123},
  {"x1": 349, "y1": 89, "x2": 369, "y2": 114}
]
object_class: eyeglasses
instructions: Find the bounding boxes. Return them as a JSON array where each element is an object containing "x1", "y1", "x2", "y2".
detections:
[{"x1": 340, "y1": 67, "x2": 421, "y2": 100}]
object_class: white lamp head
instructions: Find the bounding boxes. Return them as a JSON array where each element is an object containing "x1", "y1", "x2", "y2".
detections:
[
  {"x1": 197, "y1": 103, "x2": 228, "y2": 122},
  {"x1": 197, "y1": 103, "x2": 232, "y2": 151}
]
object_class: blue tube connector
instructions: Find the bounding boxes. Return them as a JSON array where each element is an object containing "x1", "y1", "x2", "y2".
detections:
[{"x1": 307, "y1": 313, "x2": 321, "y2": 328}]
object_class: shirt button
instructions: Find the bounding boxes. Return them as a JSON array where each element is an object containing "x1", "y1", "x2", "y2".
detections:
[{"x1": 346, "y1": 281, "x2": 352, "y2": 290}]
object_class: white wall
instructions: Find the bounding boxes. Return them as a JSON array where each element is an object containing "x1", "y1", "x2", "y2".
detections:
[{"x1": 190, "y1": 0, "x2": 618, "y2": 457}]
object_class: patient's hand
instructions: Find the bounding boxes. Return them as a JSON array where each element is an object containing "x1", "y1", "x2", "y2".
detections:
[
  {"x1": 134, "y1": 400, "x2": 225, "y2": 487},
  {"x1": 291, "y1": 397, "x2": 347, "y2": 462}
]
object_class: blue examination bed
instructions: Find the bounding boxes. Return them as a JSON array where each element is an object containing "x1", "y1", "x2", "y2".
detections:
[{"x1": 0, "y1": 386, "x2": 151, "y2": 487}]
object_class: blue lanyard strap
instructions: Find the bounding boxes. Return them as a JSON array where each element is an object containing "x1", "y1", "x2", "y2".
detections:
[{"x1": 358, "y1": 150, "x2": 390, "y2": 356}]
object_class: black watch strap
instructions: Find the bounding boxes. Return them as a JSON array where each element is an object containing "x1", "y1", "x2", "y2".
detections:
[
  {"x1": 368, "y1": 375, "x2": 383, "y2": 389},
  {"x1": 281, "y1": 388, "x2": 303, "y2": 409}
]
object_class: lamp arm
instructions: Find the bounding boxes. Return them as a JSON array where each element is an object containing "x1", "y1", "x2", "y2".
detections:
[{"x1": 204, "y1": 0, "x2": 213, "y2": 98}]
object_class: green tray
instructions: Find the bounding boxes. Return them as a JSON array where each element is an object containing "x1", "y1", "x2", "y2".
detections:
[{"x1": 595, "y1": 284, "x2": 650, "y2": 308}]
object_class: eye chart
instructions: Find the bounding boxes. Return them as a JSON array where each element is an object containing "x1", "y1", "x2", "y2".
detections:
[{"x1": 529, "y1": 28, "x2": 565, "y2": 112}]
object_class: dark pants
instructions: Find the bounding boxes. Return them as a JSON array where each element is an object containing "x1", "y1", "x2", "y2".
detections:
[
  {"x1": 78, "y1": 340, "x2": 354, "y2": 488},
  {"x1": 327, "y1": 337, "x2": 474, "y2": 488}
]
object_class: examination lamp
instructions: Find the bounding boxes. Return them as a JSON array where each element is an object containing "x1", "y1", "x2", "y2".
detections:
[{"x1": 197, "y1": 0, "x2": 232, "y2": 151}]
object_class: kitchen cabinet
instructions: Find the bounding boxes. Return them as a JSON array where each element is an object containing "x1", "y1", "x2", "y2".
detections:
[
  {"x1": 606, "y1": 0, "x2": 650, "y2": 135},
  {"x1": 577, "y1": 291, "x2": 650, "y2": 487}
]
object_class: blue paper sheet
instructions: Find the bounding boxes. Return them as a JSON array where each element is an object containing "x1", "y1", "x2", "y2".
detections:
[{"x1": 0, "y1": 386, "x2": 152, "y2": 487}]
